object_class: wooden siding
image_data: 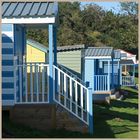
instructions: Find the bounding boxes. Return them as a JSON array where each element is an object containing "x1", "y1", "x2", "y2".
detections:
[
  {"x1": 2, "y1": 24, "x2": 26, "y2": 106},
  {"x1": 2, "y1": 24, "x2": 14, "y2": 106},
  {"x1": 57, "y1": 50, "x2": 81, "y2": 75},
  {"x1": 26, "y1": 44, "x2": 45, "y2": 63}
]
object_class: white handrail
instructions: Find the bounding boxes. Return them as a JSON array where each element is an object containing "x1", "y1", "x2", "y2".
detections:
[
  {"x1": 53, "y1": 65, "x2": 89, "y2": 125},
  {"x1": 122, "y1": 76, "x2": 135, "y2": 86},
  {"x1": 57, "y1": 63, "x2": 86, "y2": 86},
  {"x1": 94, "y1": 75, "x2": 108, "y2": 91},
  {"x1": 14, "y1": 63, "x2": 49, "y2": 104}
]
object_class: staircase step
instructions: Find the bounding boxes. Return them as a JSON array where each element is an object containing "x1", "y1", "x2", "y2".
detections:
[{"x1": 56, "y1": 104, "x2": 88, "y2": 133}]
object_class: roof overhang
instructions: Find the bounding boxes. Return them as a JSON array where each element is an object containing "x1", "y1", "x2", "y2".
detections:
[
  {"x1": 120, "y1": 59, "x2": 134, "y2": 65},
  {"x1": 2, "y1": 17, "x2": 56, "y2": 24},
  {"x1": 85, "y1": 56, "x2": 112, "y2": 59},
  {"x1": 2, "y1": 2, "x2": 58, "y2": 25}
]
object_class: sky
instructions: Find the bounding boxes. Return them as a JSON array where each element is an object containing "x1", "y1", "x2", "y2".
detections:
[{"x1": 80, "y1": 2, "x2": 121, "y2": 13}]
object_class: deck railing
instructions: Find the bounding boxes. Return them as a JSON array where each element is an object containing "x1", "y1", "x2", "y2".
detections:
[
  {"x1": 57, "y1": 64, "x2": 86, "y2": 86},
  {"x1": 14, "y1": 63, "x2": 49, "y2": 104},
  {"x1": 122, "y1": 76, "x2": 135, "y2": 86},
  {"x1": 53, "y1": 65, "x2": 89, "y2": 125},
  {"x1": 94, "y1": 75, "x2": 108, "y2": 91}
]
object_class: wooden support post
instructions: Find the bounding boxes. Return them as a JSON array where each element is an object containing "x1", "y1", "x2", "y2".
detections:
[
  {"x1": 111, "y1": 58, "x2": 114, "y2": 89},
  {"x1": 48, "y1": 24, "x2": 54, "y2": 103},
  {"x1": 53, "y1": 26, "x2": 58, "y2": 95},
  {"x1": 120, "y1": 65, "x2": 122, "y2": 85},
  {"x1": 117, "y1": 60, "x2": 120, "y2": 86},
  {"x1": 107, "y1": 60, "x2": 110, "y2": 91},
  {"x1": 87, "y1": 87, "x2": 93, "y2": 134}
]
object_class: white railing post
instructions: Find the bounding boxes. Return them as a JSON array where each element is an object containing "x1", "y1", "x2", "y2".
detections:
[
  {"x1": 70, "y1": 78, "x2": 72, "y2": 111},
  {"x1": 36, "y1": 65, "x2": 39, "y2": 102},
  {"x1": 81, "y1": 86, "x2": 83, "y2": 119},
  {"x1": 25, "y1": 65, "x2": 28, "y2": 102},
  {"x1": 30, "y1": 64, "x2": 33, "y2": 102},
  {"x1": 19, "y1": 66, "x2": 22, "y2": 103},
  {"x1": 42, "y1": 66, "x2": 45, "y2": 102},
  {"x1": 64, "y1": 74, "x2": 67, "y2": 106},
  {"x1": 75, "y1": 82, "x2": 78, "y2": 115}
]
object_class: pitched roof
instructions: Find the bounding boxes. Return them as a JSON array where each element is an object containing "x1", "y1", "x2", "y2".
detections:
[
  {"x1": 2, "y1": 2, "x2": 57, "y2": 18},
  {"x1": 57, "y1": 45, "x2": 85, "y2": 52},
  {"x1": 120, "y1": 59, "x2": 134, "y2": 65},
  {"x1": 27, "y1": 39, "x2": 85, "y2": 52},
  {"x1": 114, "y1": 50, "x2": 121, "y2": 59},
  {"x1": 85, "y1": 47, "x2": 113, "y2": 58},
  {"x1": 27, "y1": 39, "x2": 48, "y2": 53}
]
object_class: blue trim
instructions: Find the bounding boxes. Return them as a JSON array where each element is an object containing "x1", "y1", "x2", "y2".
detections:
[
  {"x1": 49, "y1": 24, "x2": 54, "y2": 103},
  {"x1": 2, "y1": 48, "x2": 13, "y2": 54},
  {"x1": 88, "y1": 88, "x2": 93, "y2": 134},
  {"x1": 2, "y1": 94, "x2": 14, "y2": 100},
  {"x1": 2, "y1": 36, "x2": 13, "y2": 43},
  {"x1": 2, "y1": 71, "x2": 14, "y2": 77},
  {"x1": 53, "y1": 26, "x2": 57, "y2": 65},
  {"x1": 2, "y1": 60, "x2": 13, "y2": 66},
  {"x1": 2, "y1": 83, "x2": 14, "y2": 88},
  {"x1": 111, "y1": 58, "x2": 114, "y2": 89},
  {"x1": 2, "y1": 24, "x2": 13, "y2": 31},
  {"x1": 14, "y1": 24, "x2": 16, "y2": 56}
]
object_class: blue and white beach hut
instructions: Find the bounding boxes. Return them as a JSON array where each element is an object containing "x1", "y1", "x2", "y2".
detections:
[{"x1": 2, "y1": 1, "x2": 93, "y2": 134}]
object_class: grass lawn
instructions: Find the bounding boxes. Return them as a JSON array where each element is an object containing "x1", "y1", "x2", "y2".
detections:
[{"x1": 2, "y1": 87, "x2": 138, "y2": 138}]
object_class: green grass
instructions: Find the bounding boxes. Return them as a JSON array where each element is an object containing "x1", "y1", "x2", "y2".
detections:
[{"x1": 2, "y1": 87, "x2": 138, "y2": 138}]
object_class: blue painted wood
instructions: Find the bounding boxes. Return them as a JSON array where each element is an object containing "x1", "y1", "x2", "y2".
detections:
[
  {"x1": 2, "y1": 24, "x2": 13, "y2": 31},
  {"x1": 2, "y1": 83, "x2": 14, "y2": 88},
  {"x1": 53, "y1": 26, "x2": 57, "y2": 65},
  {"x1": 2, "y1": 36, "x2": 13, "y2": 43},
  {"x1": 2, "y1": 48, "x2": 13, "y2": 54},
  {"x1": 2, "y1": 71, "x2": 14, "y2": 77},
  {"x1": 2, "y1": 94, "x2": 14, "y2": 100},
  {"x1": 2, "y1": 60, "x2": 13, "y2": 66},
  {"x1": 2, "y1": 24, "x2": 15, "y2": 106},
  {"x1": 53, "y1": 26, "x2": 58, "y2": 94},
  {"x1": 48, "y1": 24, "x2": 54, "y2": 103},
  {"x1": 111, "y1": 58, "x2": 114, "y2": 89},
  {"x1": 88, "y1": 88, "x2": 93, "y2": 134},
  {"x1": 107, "y1": 60, "x2": 110, "y2": 91},
  {"x1": 84, "y1": 59, "x2": 94, "y2": 91}
]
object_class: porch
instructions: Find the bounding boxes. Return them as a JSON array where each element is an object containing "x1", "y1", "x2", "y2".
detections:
[
  {"x1": 84, "y1": 47, "x2": 120, "y2": 95},
  {"x1": 120, "y1": 59, "x2": 135, "y2": 86}
]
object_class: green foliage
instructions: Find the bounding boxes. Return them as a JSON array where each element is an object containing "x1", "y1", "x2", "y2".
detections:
[{"x1": 27, "y1": 2, "x2": 138, "y2": 56}]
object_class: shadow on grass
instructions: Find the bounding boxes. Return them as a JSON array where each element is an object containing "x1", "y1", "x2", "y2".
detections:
[{"x1": 2, "y1": 87, "x2": 138, "y2": 138}]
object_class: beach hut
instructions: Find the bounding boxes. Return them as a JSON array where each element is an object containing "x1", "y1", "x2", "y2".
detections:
[
  {"x1": 2, "y1": 1, "x2": 93, "y2": 134},
  {"x1": 83, "y1": 47, "x2": 118, "y2": 101}
]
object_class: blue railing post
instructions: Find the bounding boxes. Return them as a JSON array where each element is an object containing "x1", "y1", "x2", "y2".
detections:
[
  {"x1": 107, "y1": 60, "x2": 110, "y2": 91},
  {"x1": 111, "y1": 58, "x2": 114, "y2": 89},
  {"x1": 88, "y1": 87, "x2": 93, "y2": 134},
  {"x1": 48, "y1": 24, "x2": 53, "y2": 103}
]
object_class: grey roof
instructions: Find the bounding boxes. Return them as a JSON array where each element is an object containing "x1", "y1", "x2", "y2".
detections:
[
  {"x1": 114, "y1": 50, "x2": 121, "y2": 59},
  {"x1": 57, "y1": 45, "x2": 85, "y2": 52},
  {"x1": 2, "y1": 2, "x2": 57, "y2": 18},
  {"x1": 120, "y1": 59, "x2": 134, "y2": 65},
  {"x1": 27, "y1": 39, "x2": 85, "y2": 52},
  {"x1": 121, "y1": 53, "x2": 127, "y2": 58},
  {"x1": 85, "y1": 47, "x2": 113, "y2": 58}
]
